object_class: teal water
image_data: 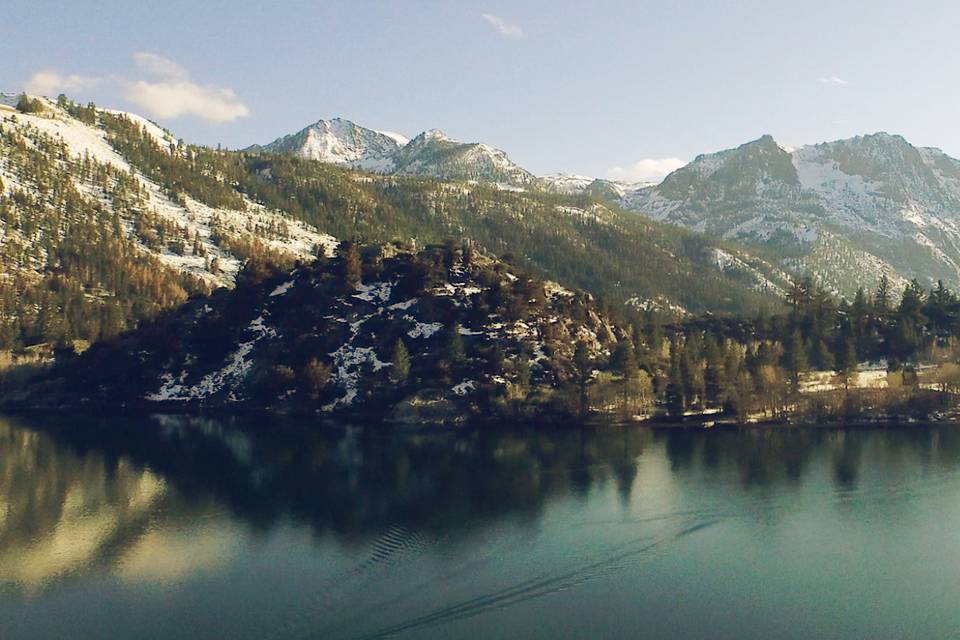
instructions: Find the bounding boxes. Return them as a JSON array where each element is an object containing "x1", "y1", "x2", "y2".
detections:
[{"x1": 1, "y1": 415, "x2": 960, "y2": 639}]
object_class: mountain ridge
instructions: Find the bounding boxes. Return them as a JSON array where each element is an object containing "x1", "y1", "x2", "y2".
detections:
[
  {"x1": 624, "y1": 130, "x2": 960, "y2": 295},
  {"x1": 249, "y1": 118, "x2": 538, "y2": 187}
]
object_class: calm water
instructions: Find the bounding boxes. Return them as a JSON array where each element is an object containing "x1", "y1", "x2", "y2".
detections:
[{"x1": 2, "y1": 415, "x2": 960, "y2": 639}]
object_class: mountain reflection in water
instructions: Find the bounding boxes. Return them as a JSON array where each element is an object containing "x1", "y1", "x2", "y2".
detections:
[{"x1": 2, "y1": 415, "x2": 960, "y2": 639}]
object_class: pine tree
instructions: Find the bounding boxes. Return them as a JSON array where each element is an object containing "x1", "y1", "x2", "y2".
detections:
[
  {"x1": 445, "y1": 323, "x2": 466, "y2": 364},
  {"x1": 610, "y1": 340, "x2": 637, "y2": 377},
  {"x1": 680, "y1": 334, "x2": 704, "y2": 409},
  {"x1": 833, "y1": 315, "x2": 857, "y2": 391},
  {"x1": 703, "y1": 336, "x2": 726, "y2": 407},
  {"x1": 810, "y1": 338, "x2": 834, "y2": 372},
  {"x1": 899, "y1": 279, "x2": 925, "y2": 321},
  {"x1": 516, "y1": 353, "x2": 531, "y2": 390},
  {"x1": 665, "y1": 340, "x2": 685, "y2": 418},
  {"x1": 874, "y1": 275, "x2": 891, "y2": 316},
  {"x1": 573, "y1": 341, "x2": 593, "y2": 416},
  {"x1": 610, "y1": 339, "x2": 638, "y2": 413},
  {"x1": 391, "y1": 338, "x2": 411, "y2": 382},
  {"x1": 783, "y1": 329, "x2": 808, "y2": 392},
  {"x1": 342, "y1": 240, "x2": 362, "y2": 287},
  {"x1": 850, "y1": 288, "x2": 871, "y2": 359}
]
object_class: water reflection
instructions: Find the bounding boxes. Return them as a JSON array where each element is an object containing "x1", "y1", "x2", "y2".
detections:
[
  {"x1": 3, "y1": 415, "x2": 960, "y2": 593},
  {"x1": 3, "y1": 415, "x2": 960, "y2": 639}
]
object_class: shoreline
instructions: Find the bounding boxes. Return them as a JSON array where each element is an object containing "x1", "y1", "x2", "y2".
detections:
[{"x1": 3, "y1": 402, "x2": 957, "y2": 432}]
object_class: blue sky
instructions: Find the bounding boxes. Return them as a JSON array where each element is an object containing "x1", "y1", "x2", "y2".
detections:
[{"x1": 5, "y1": 0, "x2": 960, "y2": 180}]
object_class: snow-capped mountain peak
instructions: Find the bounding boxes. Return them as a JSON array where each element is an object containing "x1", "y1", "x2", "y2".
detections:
[
  {"x1": 252, "y1": 120, "x2": 536, "y2": 186},
  {"x1": 623, "y1": 130, "x2": 960, "y2": 296},
  {"x1": 420, "y1": 128, "x2": 450, "y2": 142},
  {"x1": 249, "y1": 117, "x2": 403, "y2": 172}
]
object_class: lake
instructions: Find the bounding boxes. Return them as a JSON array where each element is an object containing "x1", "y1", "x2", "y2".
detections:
[{"x1": 2, "y1": 414, "x2": 960, "y2": 639}]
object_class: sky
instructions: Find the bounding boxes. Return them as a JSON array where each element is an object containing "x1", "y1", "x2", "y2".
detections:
[{"x1": 5, "y1": 0, "x2": 960, "y2": 182}]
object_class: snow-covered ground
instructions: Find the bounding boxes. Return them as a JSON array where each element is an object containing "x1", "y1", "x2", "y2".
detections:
[
  {"x1": 799, "y1": 365, "x2": 891, "y2": 394},
  {"x1": 146, "y1": 313, "x2": 278, "y2": 402},
  {"x1": 1, "y1": 99, "x2": 338, "y2": 288}
]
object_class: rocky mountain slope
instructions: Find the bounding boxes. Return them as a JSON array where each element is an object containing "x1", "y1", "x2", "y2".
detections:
[
  {"x1": 624, "y1": 132, "x2": 960, "y2": 296},
  {"x1": 11, "y1": 245, "x2": 628, "y2": 422}
]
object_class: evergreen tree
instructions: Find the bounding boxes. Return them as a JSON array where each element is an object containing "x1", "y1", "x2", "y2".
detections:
[
  {"x1": 610, "y1": 339, "x2": 638, "y2": 412},
  {"x1": 665, "y1": 340, "x2": 685, "y2": 417},
  {"x1": 786, "y1": 277, "x2": 813, "y2": 320},
  {"x1": 850, "y1": 288, "x2": 872, "y2": 360},
  {"x1": 874, "y1": 275, "x2": 891, "y2": 316},
  {"x1": 783, "y1": 329, "x2": 808, "y2": 392},
  {"x1": 342, "y1": 240, "x2": 362, "y2": 287},
  {"x1": 516, "y1": 353, "x2": 531, "y2": 390},
  {"x1": 810, "y1": 338, "x2": 835, "y2": 372},
  {"x1": 445, "y1": 323, "x2": 466, "y2": 365},
  {"x1": 573, "y1": 341, "x2": 593, "y2": 416},
  {"x1": 833, "y1": 318, "x2": 857, "y2": 390},
  {"x1": 898, "y1": 279, "x2": 925, "y2": 322},
  {"x1": 703, "y1": 336, "x2": 726, "y2": 407},
  {"x1": 391, "y1": 338, "x2": 411, "y2": 382},
  {"x1": 610, "y1": 340, "x2": 637, "y2": 377},
  {"x1": 926, "y1": 280, "x2": 953, "y2": 338},
  {"x1": 679, "y1": 334, "x2": 705, "y2": 409}
]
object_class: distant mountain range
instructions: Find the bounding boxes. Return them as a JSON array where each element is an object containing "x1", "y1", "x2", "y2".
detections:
[
  {"x1": 248, "y1": 117, "x2": 650, "y2": 196},
  {"x1": 248, "y1": 119, "x2": 538, "y2": 187},
  {"x1": 10, "y1": 86, "x2": 960, "y2": 356},
  {"x1": 250, "y1": 116, "x2": 960, "y2": 297}
]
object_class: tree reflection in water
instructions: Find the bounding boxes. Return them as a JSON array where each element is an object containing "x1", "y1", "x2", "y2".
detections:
[{"x1": 2, "y1": 414, "x2": 960, "y2": 596}]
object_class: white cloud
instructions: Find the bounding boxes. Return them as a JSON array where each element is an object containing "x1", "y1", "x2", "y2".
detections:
[
  {"x1": 607, "y1": 158, "x2": 686, "y2": 183},
  {"x1": 22, "y1": 53, "x2": 249, "y2": 123},
  {"x1": 133, "y1": 52, "x2": 188, "y2": 80},
  {"x1": 125, "y1": 80, "x2": 249, "y2": 123},
  {"x1": 24, "y1": 71, "x2": 103, "y2": 96},
  {"x1": 481, "y1": 13, "x2": 523, "y2": 38},
  {"x1": 818, "y1": 76, "x2": 848, "y2": 86},
  {"x1": 125, "y1": 52, "x2": 248, "y2": 122}
]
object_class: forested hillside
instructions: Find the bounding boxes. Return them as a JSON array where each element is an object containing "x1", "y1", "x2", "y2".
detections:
[
  {"x1": 12, "y1": 244, "x2": 630, "y2": 421},
  {"x1": 0, "y1": 95, "x2": 333, "y2": 349},
  {"x1": 0, "y1": 94, "x2": 787, "y2": 352},
  {"x1": 13, "y1": 242, "x2": 960, "y2": 425}
]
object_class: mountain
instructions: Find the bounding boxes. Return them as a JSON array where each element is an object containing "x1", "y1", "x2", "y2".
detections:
[
  {"x1": 392, "y1": 129, "x2": 536, "y2": 186},
  {"x1": 540, "y1": 174, "x2": 644, "y2": 199},
  {"x1": 8, "y1": 245, "x2": 626, "y2": 422},
  {"x1": 246, "y1": 118, "x2": 404, "y2": 172},
  {"x1": 0, "y1": 95, "x2": 335, "y2": 348},
  {"x1": 624, "y1": 132, "x2": 960, "y2": 296},
  {"x1": 0, "y1": 93, "x2": 790, "y2": 354},
  {"x1": 250, "y1": 119, "x2": 535, "y2": 186}
]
